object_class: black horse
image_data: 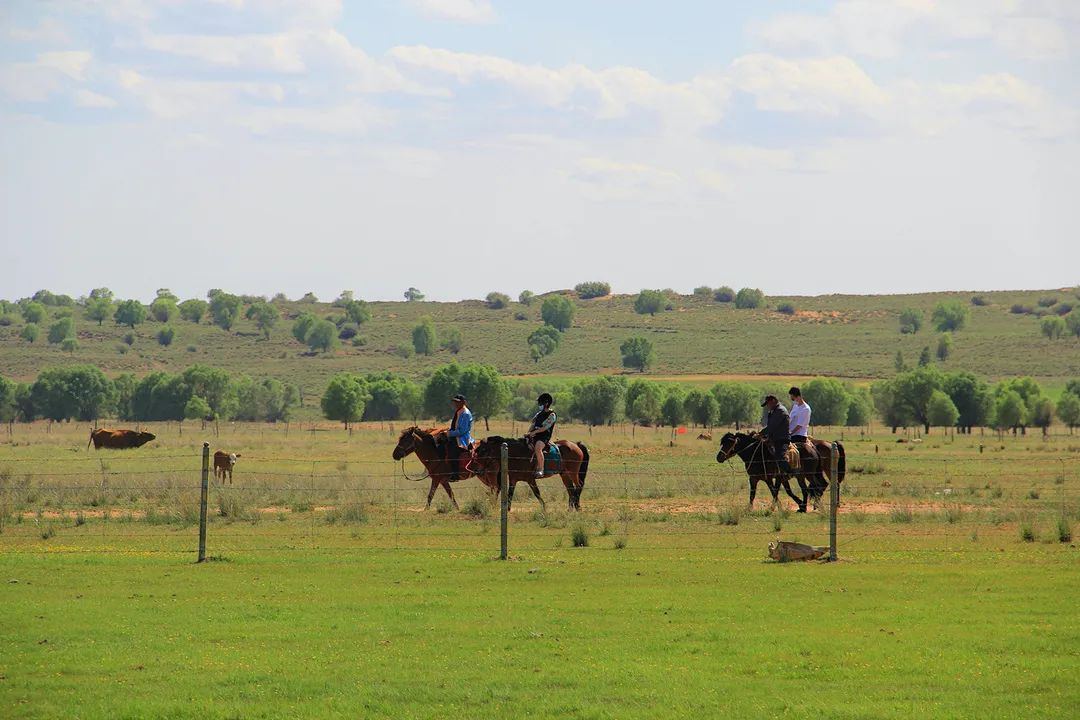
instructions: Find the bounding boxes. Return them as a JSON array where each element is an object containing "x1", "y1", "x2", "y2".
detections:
[{"x1": 715, "y1": 431, "x2": 808, "y2": 512}]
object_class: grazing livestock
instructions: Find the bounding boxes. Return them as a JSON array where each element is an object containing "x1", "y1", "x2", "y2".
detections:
[
  {"x1": 697, "y1": 432, "x2": 713, "y2": 441},
  {"x1": 87, "y1": 428, "x2": 156, "y2": 450},
  {"x1": 214, "y1": 451, "x2": 240, "y2": 483}
]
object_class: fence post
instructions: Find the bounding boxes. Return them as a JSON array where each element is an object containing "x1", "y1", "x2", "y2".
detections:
[
  {"x1": 829, "y1": 442, "x2": 839, "y2": 562},
  {"x1": 197, "y1": 442, "x2": 209, "y2": 563},
  {"x1": 500, "y1": 442, "x2": 509, "y2": 560}
]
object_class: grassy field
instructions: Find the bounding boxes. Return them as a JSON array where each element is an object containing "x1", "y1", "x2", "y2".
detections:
[
  {"x1": 2, "y1": 421, "x2": 1079, "y2": 718},
  {"x1": 3, "y1": 288, "x2": 1079, "y2": 402}
]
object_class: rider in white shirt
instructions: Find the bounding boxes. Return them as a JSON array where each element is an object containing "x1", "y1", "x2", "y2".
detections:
[{"x1": 788, "y1": 386, "x2": 811, "y2": 442}]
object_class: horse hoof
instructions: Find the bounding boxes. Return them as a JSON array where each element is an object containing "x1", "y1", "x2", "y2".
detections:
[{"x1": 797, "y1": 506, "x2": 807, "y2": 513}]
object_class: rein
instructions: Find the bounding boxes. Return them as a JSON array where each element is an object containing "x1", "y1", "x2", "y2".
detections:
[{"x1": 399, "y1": 430, "x2": 431, "y2": 482}]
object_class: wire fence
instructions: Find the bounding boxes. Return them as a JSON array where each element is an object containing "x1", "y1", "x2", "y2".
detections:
[{"x1": 2, "y1": 443, "x2": 1078, "y2": 561}]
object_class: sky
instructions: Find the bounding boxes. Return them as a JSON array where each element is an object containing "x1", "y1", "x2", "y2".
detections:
[{"x1": 1, "y1": 0, "x2": 1078, "y2": 302}]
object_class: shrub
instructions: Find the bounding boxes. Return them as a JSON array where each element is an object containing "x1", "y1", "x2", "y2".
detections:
[
  {"x1": 186, "y1": 344, "x2": 198, "y2": 353},
  {"x1": 338, "y1": 323, "x2": 359, "y2": 340},
  {"x1": 60, "y1": 337, "x2": 79, "y2": 354},
  {"x1": 0, "y1": 315, "x2": 12, "y2": 326},
  {"x1": 463, "y1": 498, "x2": 489, "y2": 519},
  {"x1": 441, "y1": 327, "x2": 463, "y2": 354},
  {"x1": 485, "y1": 292, "x2": 511, "y2": 309},
  {"x1": 971, "y1": 295, "x2": 989, "y2": 306},
  {"x1": 693, "y1": 286, "x2": 713, "y2": 297},
  {"x1": 1010, "y1": 304, "x2": 1033, "y2": 315},
  {"x1": 570, "y1": 522, "x2": 589, "y2": 547},
  {"x1": 157, "y1": 326, "x2": 175, "y2": 346},
  {"x1": 713, "y1": 286, "x2": 735, "y2": 303},
  {"x1": 514, "y1": 312, "x2": 528, "y2": 321},
  {"x1": 1019, "y1": 522, "x2": 1036, "y2": 542},
  {"x1": 734, "y1": 288, "x2": 765, "y2": 309},
  {"x1": 776, "y1": 302, "x2": 796, "y2": 315},
  {"x1": 19, "y1": 324, "x2": 40, "y2": 343},
  {"x1": 889, "y1": 506, "x2": 914, "y2": 523},
  {"x1": 351, "y1": 337, "x2": 366, "y2": 348},
  {"x1": 325, "y1": 499, "x2": 367, "y2": 524},
  {"x1": 718, "y1": 504, "x2": 742, "y2": 526},
  {"x1": 1054, "y1": 303, "x2": 1073, "y2": 316},
  {"x1": 613, "y1": 536, "x2": 627, "y2": 550},
  {"x1": 1057, "y1": 516, "x2": 1073, "y2": 543},
  {"x1": 899, "y1": 308, "x2": 923, "y2": 334},
  {"x1": 932, "y1": 301, "x2": 969, "y2": 332},
  {"x1": 1037, "y1": 297, "x2": 1057, "y2": 307},
  {"x1": 574, "y1": 281, "x2": 611, "y2": 299},
  {"x1": 633, "y1": 289, "x2": 666, "y2": 316},
  {"x1": 394, "y1": 344, "x2": 415, "y2": 359},
  {"x1": 412, "y1": 317, "x2": 437, "y2": 355},
  {"x1": 541, "y1": 296, "x2": 575, "y2": 331},
  {"x1": 1041, "y1": 316, "x2": 1065, "y2": 340},
  {"x1": 518, "y1": 290, "x2": 536, "y2": 306},
  {"x1": 47, "y1": 317, "x2": 75, "y2": 344}
]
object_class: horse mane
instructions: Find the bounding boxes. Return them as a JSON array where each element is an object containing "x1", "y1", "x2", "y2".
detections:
[{"x1": 399, "y1": 426, "x2": 444, "y2": 440}]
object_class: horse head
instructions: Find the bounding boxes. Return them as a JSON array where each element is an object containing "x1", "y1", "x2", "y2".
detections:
[
  {"x1": 392, "y1": 426, "x2": 429, "y2": 460},
  {"x1": 716, "y1": 431, "x2": 758, "y2": 463}
]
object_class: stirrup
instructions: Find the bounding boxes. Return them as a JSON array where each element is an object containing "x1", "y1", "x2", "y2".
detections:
[{"x1": 534, "y1": 470, "x2": 543, "y2": 478}]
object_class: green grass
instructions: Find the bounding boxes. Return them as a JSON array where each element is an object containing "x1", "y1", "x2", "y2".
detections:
[
  {"x1": 3, "y1": 288, "x2": 1079, "y2": 405},
  {"x1": 3, "y1": 421, "x2": 1080, "y2": 717}
]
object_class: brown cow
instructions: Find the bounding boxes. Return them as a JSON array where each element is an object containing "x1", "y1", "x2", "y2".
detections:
[
  {"x1": 214, "y1": 451, "x2": 240, "y2": 483},
  {"x1": 697, "y1": 432, "x2": 713, "y2": 441},
  {"x1": 88, "y1": 428, "x2": 156, "y2": 450}
]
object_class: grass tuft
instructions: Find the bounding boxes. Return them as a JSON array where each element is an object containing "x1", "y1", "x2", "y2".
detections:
[{"x1": 570, "y1": 522, "x2": 589, "y2": 547}]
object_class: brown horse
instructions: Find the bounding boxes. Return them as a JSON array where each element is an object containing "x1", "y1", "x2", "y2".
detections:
[
  {"x1": 715, "y1": 431, "x2": 808, "y2": 511},
  {"x1": 391, "y1": 426, "x2": 497, "y2": 510},
  {"x1": 472, "y1": 436, "x2": 590, "y2": 511},
  {"x1": 806, "y1": 437, "x2": 846, "y2": 507}
]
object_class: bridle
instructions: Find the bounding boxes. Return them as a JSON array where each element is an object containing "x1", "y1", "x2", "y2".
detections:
[{"x1": 398, "y1": 429, "x2": 431, "y2": 482}]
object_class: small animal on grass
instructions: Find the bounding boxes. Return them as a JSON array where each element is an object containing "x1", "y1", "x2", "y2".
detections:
[
  {"x1": 87, "y1": 428, "x2": 156, "y2": 450},
  {"x1": 697, "y1": 432, "x2": 713, "y2": 441},
  {"x1": 768, "y1": 540, "x2": 827, "y2": 562},
  {"x1": 214, "y1": 451, "x2": 241, "y2": 483}
]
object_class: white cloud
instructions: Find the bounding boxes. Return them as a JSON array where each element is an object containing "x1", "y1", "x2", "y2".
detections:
[
  {"x1": 74, "y1": 89, "x2": 118, "y2": 108},
  {"x1": 729, "y1": 54, "x2": 888, "y2": 117},
  {"x1": 0, "y1": 51, "x2": 94, "y2": 102},
  {"x1": 409, "y1": 0, "x2": 496, "y2": 25},
  {"x1": 754, "y1": 0, "x2": 1076, "y2": 61},
  {"x1": 36, "y1": 51, "x2": 93, "y2": 80}
]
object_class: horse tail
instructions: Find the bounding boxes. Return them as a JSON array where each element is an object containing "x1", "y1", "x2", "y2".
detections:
[
  {"x1": 835, "y1": 441, "x2": 846, "y2": 485},
  {"x1": 576, "y1": 443, "x2": 590, "y2": 488}
]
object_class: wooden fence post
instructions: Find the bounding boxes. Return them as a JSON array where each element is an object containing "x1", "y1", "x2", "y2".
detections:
[
  {"x1": 829, "y1": 442, "x2": 839, "y2": 562},
  {"x1": 198, "y1": 442, "x2": 209, "y2": 563},
  {"x1": 500, "y1": 442, "x2": 509, "y2": 560}
]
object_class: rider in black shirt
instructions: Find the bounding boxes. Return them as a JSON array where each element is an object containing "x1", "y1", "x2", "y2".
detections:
[{"x1": 525, "y1": 393, "x2": 557, "y2": 478}]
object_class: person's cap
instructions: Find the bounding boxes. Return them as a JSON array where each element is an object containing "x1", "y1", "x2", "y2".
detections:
[
  {"x1": 451, "y1": 394, "x2": 466, "y2": 403},
  {"x1": 761, "y1": 395, "x2": 778, "y2": 407}
]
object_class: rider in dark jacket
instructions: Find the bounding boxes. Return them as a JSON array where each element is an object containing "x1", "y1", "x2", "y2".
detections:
[
  {"x1": 761, "y1": 395, "x2": 796, "y2": 476},
  {"x1": 526, "y1": 393, "x2": 557, "y2": 479}
]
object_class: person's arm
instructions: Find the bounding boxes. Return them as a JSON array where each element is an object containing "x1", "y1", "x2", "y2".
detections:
[
  {"x1": 457, "y1": 411, "x2": 473, "y2": 439},
  {"x1": 447, "y1": 411, "x2": 463, "y2": 437}
]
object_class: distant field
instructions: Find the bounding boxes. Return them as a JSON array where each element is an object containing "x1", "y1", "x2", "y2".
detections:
[
  {"x1": 2, "y1": 288, "x2": 1079, "y2": 404},
  {"x1": 2, "y1": 420, "x2": 1079, "y2": 718}
]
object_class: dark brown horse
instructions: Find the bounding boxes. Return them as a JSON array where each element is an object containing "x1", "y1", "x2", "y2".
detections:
[
  {"x1": 472, "y1": 436, "x2": 590, "y2": 511},
  {"x1": 715, "y1": 431, "x2": 808, "y2": 511},
  {"x1": 391, "y1": 426, "x2": 497, "y2": 510},
  {"x1": 806, "y1": 437, "x2": 846, "y2": 507}
]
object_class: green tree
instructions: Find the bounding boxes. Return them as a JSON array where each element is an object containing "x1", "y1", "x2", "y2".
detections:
[
  {"x1": 995, "y1": 377, "x2": 1043, "y2": 433},
  {"x1": 361, "y1": 373, "x2": 424, "y2": 422},
  {"x1": 113, "y1": 299, "x2": 147, "y2": 328},
  {"x1": 936, "y1": 332, "x2": 953, "y2": 361},
  {"x1": 1029, "y1": 397, "x2": 1055, "y2": 436},
  {"x1": 569, "y1": 376, "x2": 626, "y2": 426},
  {"x1": 458, "y1": 363, "x2": 512, "y2": 430},
  {"x1": 306, "y1": 320, "x2": 340, "y2": 353},
  {"x1": 292, "y1": 313, "x2": 318, "y2": 343},
  {"x1": 423, "y1": 363, "x2": 463, "y2": 418},
  {"x1": 321, "y1": 373, "x2": 370, "y2": 429},
  {"x1": 926, "y1": 390, "x2": 959, "y2": 431},
  {"x1": 872, "y1": 380, "x2": 910, "y2": 432},
  {"x1": 625, "y1": 380, "x2": 663, "y2": 425},
  {"x1": 485, "y1": 292, "x2": 511, "y2": 309},
  {"x1": 157, "y1": 326, "x2": 175, "y2": 346},
  {"x1": 712, "y1": 383, "x2": 759, "y2": 429},
  {"x1": 518, "y1": 290, "x2": 536, "y2": 306},
  {"x1": 441, "y1": 326, "x2": 463, "y2": 354},
  {"x1": 85, "y1": 296, "x2": 113, "y2": 326},
  {"x1": 942, "y1": 371, "x2": 992, "y2": 431},
  {"x1": 527, "y1": 326, "x2": 561, "y2": 363},
  {"x1": 332, "y1": 290, "x2": 354, "y2": 307},
  {"x1": 633, "y1": 289, "x2": 666, "y2": 316},
  {"x1": 575, "y1": 281, "x2": 611, "y2": 299},
  {"x1": 47, "y1": 317, "x2": 75, "y2": 344},
  {"x1": 184, "y1": 396, "x2": 212, "y2": 421},
  {"x1": 245, "y1": 301, "x2": 279, "y2": 339},
  {"x1": 150, "y1": 297, "x2": 177, "y2": 322},
  {"x1": 234, "y1": 377, "x2": 294, "y2": 422},
  {"x1": 89, "y1": 287, "x2": 114, "y2": 302},
  {"x1": 343, "y1": 300, "x2": 371, "y2": 325},
  {"x1": 931, "y1": 300, "x2": 969, "y2": 332},
  {"x1": 181, "y1": 364, "x2": 237, "y2": 420},
  {"x1": 404, "y1": 287, "x2": 425, "y2": 302},
  {"x1": 713, "y1": 286, "x2": 735, "y2": 303},
  {"x1": 0, "y1": 375, "x2": 17, "y2": 422},
  {"x1": 178, "y1": 299, "x2": 208, "y2": 323},
  {"x1": 918, "y1": 346, "x2": 932, "y2": 367},
  {"x1": 802, "y1": 378, "x2": 852, "y2": 426},
  {"x1": 620, "y1": 336, "x2": 655, "y2": 372},
  {"x1": 61, "y1": 337, "x2": 79, "y2": 354},
  {"x1": 685, "y1": 389, "x2": 719, "y2": 427},
  {"x1": 894, "y1": 350, "x2": 906, "y2": 372},
  {"x1": 155, "y1": 288, "x2": 179, "y2": 303},
  {"x1": 891, "y1": 366, "x2": 944, "y2": 433},
  {"x1": 993, "y1": 390, "x2": 1027, "y2": 431},
  {"x1": 1041, "y1": 315, "x2": 1065, "y2": 340},
  {"x1": 22, "y1": 301, "x2": 47, "y2": 324},
  {"x1": 20, "y1": 323, "x2": 40, "y2": 343},
  {"x1": 845, "y1": 387, "x2": 874, "y2": 426},
  {"x1": 412, "y1": 317, "x2": 438, "y2": 355},
  {"x1": 541, "y1": 295, "x2": 575, "y2": 331},
  {"x1": 661, "y1": 386, "x2": 689, "y2": 427},
  {"x1": 734, "y1": 288, "x2": 765, "y2": 309},
  {"x1": 208, "y1": 292, "x2": 242, "y2": 331},
  {"x1": 899, "y1": 308, "x2": 923, "y2": 334},
  {"x1": 693, "y1": 286, "x2": 713, "y2": 297},
  {"x1": 1066, "y1": 313, "x2": 1080, "y2": 338},
  {"x1": 1056, "y1": 392, "x2": 1080, "y2": 432},
  {"x1": 30, "y1": 365, "x2": 114, "y2": 421}
]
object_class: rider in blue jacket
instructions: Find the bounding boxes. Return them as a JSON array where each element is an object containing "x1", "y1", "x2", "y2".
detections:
[{"x1": 446, "y1": 394, "x2": 473, "y2": 480}]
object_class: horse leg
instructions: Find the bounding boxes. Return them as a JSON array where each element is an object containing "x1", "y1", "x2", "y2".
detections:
[
  {"x1": 779, "y1": 477, "x2": 807, "y2": 512},
  {"x1": 527, "y1": 480, "x2": 546, "y2": 512},
  {"x1": 442, "y1": 479, "x2": 459, "y2": 510},
  {"x1": 426, "y1": 478, "x2": 438, "y2": 509},
  {"x1": 748, "y1": 477, "x2": 757, "y2": 510},
  {"x1": 507, "y1": 481, "x2": 516, "y2": 512}
]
